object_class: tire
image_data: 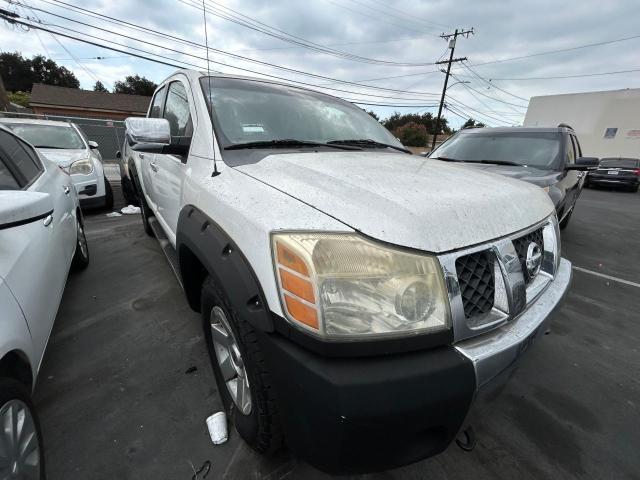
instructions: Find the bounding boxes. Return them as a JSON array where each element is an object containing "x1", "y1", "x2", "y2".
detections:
[
  {"x1": 559, "y1": 209, "x2": 573, "y2": 230},
  {"x1": 630, "y1": 184, "x2": 639, "y2": 193},
  {"x1": 121, "y1": 177, "x2": 139, "y2": 206},
  {"x1": 138, "y1": 193, "x2": 154, "y2": 237},
  {"x1": 0, "y1": 377, "x2": 46, "y2": 479},
  {"x1": 71, "y1": 212, "x2": 90, "y2": 271},
  {"x1": 201, "y1": 276, "x2": 283, "y2": 454},
  {"x1": 103, "y1": 177, "x2": 114, "y2": 210}
]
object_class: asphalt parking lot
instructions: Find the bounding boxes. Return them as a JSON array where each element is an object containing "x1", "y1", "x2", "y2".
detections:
[{"x1": 34, "y1": 182, "x2": 640, "y2": 480}]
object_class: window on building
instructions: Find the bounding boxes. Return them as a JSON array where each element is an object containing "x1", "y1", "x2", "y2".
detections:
[{"x1": 604, "y1": 128, "x2": 618, "y2": 139}]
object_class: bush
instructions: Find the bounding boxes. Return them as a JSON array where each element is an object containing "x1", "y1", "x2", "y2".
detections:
[{"x1": 393, "y1": 122, "x2": 428, "y2": 147}]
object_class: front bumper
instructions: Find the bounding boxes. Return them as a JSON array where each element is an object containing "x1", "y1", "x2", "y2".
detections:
[{"x1": 258, "y1": 258, "x2": 572, "y2": 474}]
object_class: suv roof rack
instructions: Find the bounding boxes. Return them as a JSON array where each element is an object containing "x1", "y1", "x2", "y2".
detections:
[{"x1": 557, "y1": 123, "x2": 574, "y2": 130}]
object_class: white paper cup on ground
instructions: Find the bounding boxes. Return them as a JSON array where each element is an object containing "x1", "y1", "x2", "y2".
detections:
[{"x1": 206, "y1": 412, "x2": 228, "y2": 445}]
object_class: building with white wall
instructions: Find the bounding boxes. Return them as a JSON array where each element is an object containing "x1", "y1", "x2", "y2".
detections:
[{"x1": 524, "y1": 88, "x2": 640, "y2": 158}]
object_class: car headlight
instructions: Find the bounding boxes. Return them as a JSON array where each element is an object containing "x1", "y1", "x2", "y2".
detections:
[
  {"x1": 69, "y1": 158, "x2": 94, "y2": 175},
  {"x1": 272, "y1": 233, "x2": 451, "y2": 340}
]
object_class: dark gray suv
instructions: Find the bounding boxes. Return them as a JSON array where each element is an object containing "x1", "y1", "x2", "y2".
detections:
[{"x1": 428, "y1": 125, "x2": 598, "y2": 229}]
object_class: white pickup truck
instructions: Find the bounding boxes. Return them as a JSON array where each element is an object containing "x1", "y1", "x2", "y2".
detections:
[{"x1": 125, "y1": 69, "x2": 572, "y2": 474}]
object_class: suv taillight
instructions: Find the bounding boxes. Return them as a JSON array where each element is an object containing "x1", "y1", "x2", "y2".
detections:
[{"x1": 634, "y1": 168, "x2": 640, "y2": 176}]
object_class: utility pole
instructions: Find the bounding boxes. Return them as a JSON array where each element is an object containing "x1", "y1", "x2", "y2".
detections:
[{"x1": 431, "y1": 28, "x2": 474, "y2": 151}]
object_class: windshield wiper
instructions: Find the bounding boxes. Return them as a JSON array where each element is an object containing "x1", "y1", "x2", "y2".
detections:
[
  {"x1": 224, "y1": 139, "x2": 362, "y2": 151},
  {"x1": 475, "y1": 159, "x2": 524, "y2": 167},
  {"x1": 433, "y1": 156, "x2": 463, "y2": 162},
  {"x1": 34, "y1": 145, "x2": 65, "y2": 149},
  {"x1": 327, "y1": 139, "x2": 411, "y2": 154}
]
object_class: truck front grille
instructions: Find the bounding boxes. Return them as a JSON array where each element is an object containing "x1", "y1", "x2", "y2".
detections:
[
  {"x1": 455, "y1": 251, "x2": 495, "y2": 318},
  {"x1": 512, "y1": 228, "x2": 544, "y2": 284}
]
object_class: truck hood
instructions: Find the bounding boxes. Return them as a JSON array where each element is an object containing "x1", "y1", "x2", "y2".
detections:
[
  {"x1": 455, "y1": 162, "x2": 563, "y2": 188},
  {"x1": 235, "y1": 152, "x2": 555, "y2": 253},
  {"x1": 38, "y1": 148, "x2": 88, "y2": 167}
]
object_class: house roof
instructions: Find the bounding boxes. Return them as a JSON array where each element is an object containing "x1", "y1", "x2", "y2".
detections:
[{"x1": 29, "y1": 84, "x2": 151, "y2": 114}]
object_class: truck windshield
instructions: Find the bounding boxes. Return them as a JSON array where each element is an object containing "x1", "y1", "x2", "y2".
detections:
[
  {"x1": 431, "y1": 131, "x2": 562, "y2": 169},
  {"x1": 200, "y1": 77, "x2": 402, "y2": 150},
  {"x1": 5, "y1": 124, "x2": 85, "y2": 150}
]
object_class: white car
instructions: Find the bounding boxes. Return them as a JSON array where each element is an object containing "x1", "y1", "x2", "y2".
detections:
[
  {"x1": 0, "y1": 125, "x2": 89, "y2": 479},
  {"x1": 0, "y1": 118, "x2": 113, "y2": 210},
  {"x1": 126, "y1": 70, "x2": 571, "y2": 474}
]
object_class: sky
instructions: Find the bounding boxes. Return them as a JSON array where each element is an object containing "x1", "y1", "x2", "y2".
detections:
[{"x1": 1, "y1": 0, "x2": 639, "y2": 128}]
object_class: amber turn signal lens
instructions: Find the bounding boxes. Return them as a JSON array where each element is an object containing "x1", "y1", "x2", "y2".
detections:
[
  {"x1": 284, "y1": 295, "x2": 318, "y2": 329},
  {"x1": 276, "y1": 241, "x2": 309, "y2": 276},
  {"x1": 279, "y1": 268, "x2": 315, "y2": 303}
]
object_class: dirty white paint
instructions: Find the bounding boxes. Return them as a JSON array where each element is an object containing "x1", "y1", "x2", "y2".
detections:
[{"x1": 237, "y1": 152, "x2": 555, "y2": 253}]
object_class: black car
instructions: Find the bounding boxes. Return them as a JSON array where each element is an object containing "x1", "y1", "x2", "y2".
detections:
[
  {"x1": 586, "y1": 157, "x2": 640, "y2": 192},
  {"x1": 427, "y1": 125, "x2": 598, "y2": 229}
]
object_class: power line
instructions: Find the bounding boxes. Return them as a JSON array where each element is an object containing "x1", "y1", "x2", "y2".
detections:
[
  {"x1": 27, "y1": 0, "x2": 441, "y2": 98},
  {"x1": 343, "y1": 0, "x2": 440, "y2": 33},
  {"x1": 182, "y1": 0, "x2": 438, "y2": 66},
  {"x1": 481, "y1": 68, "x2": 640, "y2": 81},
  {"x1": 460, "y1": 62, "x2": 529, "y2": 102},
  {"x1": 323, "y1": 0, "x2": 435, "y2": 35},
  {"x1": 470, "y1": 33, "x2": 640, "y2": 67},
  {"x1": 455, "y1": 76, "x2": 527, "y2": 109},
  {"x1": 0, "y1": 10, "x2": 451, "y2": 109},
  {"x1": 366, "y1": 0, "x2": 453, "y2": 30}
]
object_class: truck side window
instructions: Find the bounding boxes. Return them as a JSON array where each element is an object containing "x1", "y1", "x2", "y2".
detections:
[
  {"x1": 149, "y1": 86, "x2": 167, "y2": 118},
  {"x1": 0, "y1": 157, "x2": 20, "y2": 190},
  {"x1": 565, "y1": 135, "x2": 576, "y2": 164},
  {"x1": 0, "y1": 130, "x2": 43, "y2": 188},
  {"x1": 164, "y1": 81, "x2": 193, "y2": 138}
]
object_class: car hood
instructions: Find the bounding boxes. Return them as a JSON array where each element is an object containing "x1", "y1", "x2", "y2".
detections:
[
  {"x1": 37, "y1": 148, "x2": 89, "y2": 167},
  {"x1": 455, "y1": 162, "x2": 562, "y2": 187},
  {"x1": 235, "y1": 152, "x2": 555, "y2": 253}
]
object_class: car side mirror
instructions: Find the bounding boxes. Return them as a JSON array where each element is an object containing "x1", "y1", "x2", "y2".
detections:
[
  {"x1": 125, "y1": 117, "x2": 171, "y2": 153},
  {"x1": 567, "y1": 157, "x2": 599, "y2": 170},
  {"x1": 88, "y1": 140, "x2": 99, "y2": 149},
  {"x1": 0, "y1": 191, "x2": 54, "y2": 229},
  {"x1": 115, "y1": 150, "x2": 121, "y2": 159}
]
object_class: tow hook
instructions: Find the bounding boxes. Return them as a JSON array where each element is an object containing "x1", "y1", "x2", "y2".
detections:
[{"x1": 455, "y1": 425, "x2": 476, "y2": 452}]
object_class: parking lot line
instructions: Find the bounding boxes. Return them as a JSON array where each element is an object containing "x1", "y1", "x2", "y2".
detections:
[{"x1": 573, "y1": 266, "x2": 640, "y2": 289}]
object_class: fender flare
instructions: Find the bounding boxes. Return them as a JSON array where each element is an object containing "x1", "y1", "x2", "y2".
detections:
[{"x1": 176, "y1": 205, "x2": 274, "y2": 332}]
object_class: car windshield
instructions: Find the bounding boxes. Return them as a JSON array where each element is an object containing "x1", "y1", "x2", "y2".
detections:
[
  {"x1": 600, "y1": 158, "x2": 639, "y2": 168},
  {"x1": 200, "y1": 77, "x2": 402, "y2": 149},
  {"x1": 4, "y1": 123, "x2": 85, "y2": 149},
  {"x1": 431, "y1": 131, "x2": 562, "y2": 169}
]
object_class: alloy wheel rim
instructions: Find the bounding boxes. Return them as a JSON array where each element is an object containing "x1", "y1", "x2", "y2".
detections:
[
  {"x1": 0, "y1": 400, "x2": 40, "y2": 480},
  {"x1": 210, "y1": 306, "x2": 252, "y2": 415}
]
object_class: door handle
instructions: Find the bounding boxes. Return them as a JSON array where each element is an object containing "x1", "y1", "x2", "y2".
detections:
[
  {"x1": 63, "y1": 185, "x2": 70, "y2": 195},
  {"x1": 149, "y1": 162, "x2": 159, "y2": 172},
  {"x1": 43, "y1": 214, "x2": 53, "y2": 227}
]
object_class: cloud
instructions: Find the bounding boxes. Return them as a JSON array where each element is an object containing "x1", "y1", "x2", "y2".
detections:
[{"x1": 2, "y1": 0, "x2": 639, "y2": 126}]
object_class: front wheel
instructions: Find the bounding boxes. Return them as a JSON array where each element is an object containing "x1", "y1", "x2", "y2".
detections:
[
  {"x1": 201, "y1": 276, "x2": 283, "y2": 454},
  {"x1": 71, "y1": 212, "x2": 90, "y2": 270},
  {"x1": 0, "y1": 378, "x2": 46, "y2": 480}
]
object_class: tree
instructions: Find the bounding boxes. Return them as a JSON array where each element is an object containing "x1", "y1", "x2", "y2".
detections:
[
  {"x1": 382, "y1": 112, "x2": 452, "y2": 135},
  {"x1": 393, "y1": 122, "x2": 429, "y2": 147},
  {"x1": 364, "y1": 109, "x2": 380, "y2": 122},
  {"x1": 113, "y1": 75, "x2": 157, "y2": 96},
  {"x1": 7, "y1": 91, "x2": 30, "y2": 107},
  {"x1": 0, "y1": 52, "x2": 79, "y2": 92},
  {"x1": 461, "y1": 118, "x2": 485, "y2": 129},
  {"x1": 93, "y1": 81, "x2": 108, "y2": 92}
]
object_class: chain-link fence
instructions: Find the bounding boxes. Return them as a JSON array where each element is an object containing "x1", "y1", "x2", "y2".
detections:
[{"x1": 0, "y1": 111, "x2": 125, "y2": 160}]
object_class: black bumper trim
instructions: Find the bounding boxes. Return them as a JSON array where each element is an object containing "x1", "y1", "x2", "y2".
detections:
[{"x1": 257, "y1": 329, "x2": 476, "y2": 474}]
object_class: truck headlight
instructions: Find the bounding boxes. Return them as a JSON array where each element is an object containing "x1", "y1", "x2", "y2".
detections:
[
  {"x1": 68, "y1": 158, "x2": 94, "y2": 175},
  {"x1": 272, "y1": 233, "x2": 451, "y2": 340}
]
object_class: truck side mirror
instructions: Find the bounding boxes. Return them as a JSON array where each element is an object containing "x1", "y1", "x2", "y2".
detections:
[
  {"x1": 567, "y1": 157, "x2": 599, "y2": 171},
  {"x1": 88, "y1": 140, "x2": 99, "y2": 149},
  {"x1": 125, "y1": 117, "x2": 171, "y2": 153}
]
